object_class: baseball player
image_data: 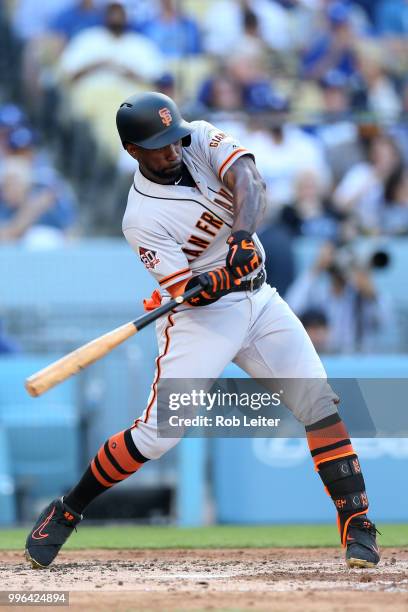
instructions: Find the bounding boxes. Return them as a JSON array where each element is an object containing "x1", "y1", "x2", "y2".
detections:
[{"x1": 25, "y1": 92, "x2": 380, "y2": 570}]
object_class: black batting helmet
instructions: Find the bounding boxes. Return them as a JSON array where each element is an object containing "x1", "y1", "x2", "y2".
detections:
[{"x1": 116, "y1": 91, "x2": 194, "y2": 150}]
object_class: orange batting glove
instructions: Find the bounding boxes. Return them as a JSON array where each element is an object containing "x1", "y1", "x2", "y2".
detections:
[
  {"x1": 185, "y1": 267, "x2": 241, "y2": 307},
  {"x1": 226, "y1": 230, "x2": 263, "y2": 278}
]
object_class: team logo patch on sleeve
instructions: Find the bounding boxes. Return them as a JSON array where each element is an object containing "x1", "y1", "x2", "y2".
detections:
[{"x1": 139, "y1": 247, "x2": 161, "y2": 270}]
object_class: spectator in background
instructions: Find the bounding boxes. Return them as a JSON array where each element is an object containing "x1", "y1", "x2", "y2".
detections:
[
  {"x1": 246, "y1": 96, "x2": 331, "y2": 211},
  {"x1": 319, "y1": 69, "x2": 352, "y2": 119},
  {"x1": 0, "y1": 104, "x2": 27, "y2": 160},
  {"x1": 258, "y1": 221, "x2": 295, "y2": 296},
  {"x1": 373, "y1": 0, "x2": 408, "y2": 70},
  {"x1": 197, "y1": 8, "x2": 276, "y2": 130},
  {"x1": 195, "y1": 70, "x2": 249, "y2": 145},
  {"x1": 245, "y1": 0, "x2": 293, "y2": 53},
  {"x1": 333, "y1": 132, "x2": 403, "y2": 234},
  {"x1": 200, "y1": 6, "x2": 274, "y2": 115},
  {"x1": 57, "y1": 2, "x2": 164, "y2": 158},
  {"x1": 280, "y1": 169, "x2": 341, "y2": 240},
  {"x1": 203, "y1": 0, "x2": 293, "y2": 57},
  {"x1": 235, "y1": 5, "x2": 270, "y2": 62},
  {"x1": 11, "y1": 0, "x2": 72, "y2": 41},
  {"x1": 59, "y1": 2, "x2": 164, "y2": 84},
  {"x1": 285, "y1": 242, "x2": 396, "y2": 353},
  {"x1": 316, "y1": 69, "x2": 363, "y2": 182},
  {"x1": 388, "y1": 80, "x2": 408, "y2": 166},
  {"x1": 0, "y1": 158, "x2": 76, "y2": 246},
  {"x1": 49, "y1": 0, "x2": 103, "y2": 42},
  {"x1": 300, "y1": 308, "x2": 331, "y2": 354},
  {"x1": 5, "y1": 126, "x2": 53, "y2": 173},
  {"x1": 12, "y1": 0, "x2": 76, "y2": 116},
  {"x1": 302, "y1": 2, "x2": 358, "y2": 80},
  {"x1": 352, "y1": 41, "x2": 402, "y2": 121},
  {"x1": 139, "y1": 0, "x2": 202, "y2": 58},
  {"x1": 381, "y1": 165, "x2": 408, "y2": 235},
  {"x1": 203, "y1": 0, "x2": 243, "y2": 56},
  {"x1": 230, "y1": 9, "x2": 279, "y2": 113},
  {"x1": 199, "y1": 73, "x2": 243, "y2": 113},
  {"x1": 5, "y1": 126, "x2": 78, "y2": 218},
  {"x1": 154, "y1": 72, "x2": 176, "y2": 99}
]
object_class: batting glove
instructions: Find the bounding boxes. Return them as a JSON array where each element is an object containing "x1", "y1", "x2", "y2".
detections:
[
  {"x1": 226, "y1": 230, "x2": 263, "y2": 278},
  {"x1": 185, "y1": 267, "x2": 241, "y2": 307}
]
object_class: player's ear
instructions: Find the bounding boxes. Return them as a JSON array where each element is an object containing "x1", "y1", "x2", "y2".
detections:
[{"x1": 125, "y1": 143, "x2": 139, "y2": 160}]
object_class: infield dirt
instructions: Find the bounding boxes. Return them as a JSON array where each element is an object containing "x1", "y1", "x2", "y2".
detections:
[{"x1": 1, "y1": 548, "x2": 407, "y2": 611}]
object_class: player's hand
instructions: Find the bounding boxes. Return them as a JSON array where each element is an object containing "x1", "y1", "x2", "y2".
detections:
[
  {"x1": 185, "y1": 267, "x2": 240, "y2": 307},
  {"x1": 226, "y1": 230, "x2": 263, "y2": 278}
]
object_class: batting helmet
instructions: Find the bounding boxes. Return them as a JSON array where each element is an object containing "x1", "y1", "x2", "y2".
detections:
[{"x1": 116, "y1": 92, "x2": 194, "y2": 150}]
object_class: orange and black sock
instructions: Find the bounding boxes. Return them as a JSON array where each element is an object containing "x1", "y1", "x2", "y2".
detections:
[
  {"x1": 64, "y1": 428, "x2": 148, "y2": 514},
  {"x1": 306, "y1": 413, "x2": 369, "y2": 546}
]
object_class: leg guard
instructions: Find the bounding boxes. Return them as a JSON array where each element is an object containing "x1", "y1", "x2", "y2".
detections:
[
  {"x1": 317, "y1": 454, "x2": 369, "y2": 546},
  {"x1": 306, "y1": 413, "x2": 369, "y2": 546}
]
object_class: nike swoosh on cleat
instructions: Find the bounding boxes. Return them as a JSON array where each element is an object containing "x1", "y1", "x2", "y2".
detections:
[{"x1": 31, "y1": 507, "x2": 56, "y2": 540}]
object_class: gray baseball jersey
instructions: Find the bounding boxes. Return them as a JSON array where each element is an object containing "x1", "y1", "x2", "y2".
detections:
[{"x1": 122, "y1": 120, "x2": 265, "y2": 293}]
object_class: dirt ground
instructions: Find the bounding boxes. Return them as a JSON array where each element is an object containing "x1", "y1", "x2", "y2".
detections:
[{"x1": 1, "y1": 548, "x2": 407, "y2": 612}]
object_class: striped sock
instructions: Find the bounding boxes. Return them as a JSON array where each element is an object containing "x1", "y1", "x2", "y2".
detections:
[
  {"x1": 64, "y1": 428, "x2": 148, "y2": 514},
  {"x1": 306, "y1": 413, "x2": 369, "y2": 545}
]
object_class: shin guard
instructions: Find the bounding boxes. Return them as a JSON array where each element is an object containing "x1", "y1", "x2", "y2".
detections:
[{"x1": 306, "y1": 413, "x2": 369, "y2": 546}]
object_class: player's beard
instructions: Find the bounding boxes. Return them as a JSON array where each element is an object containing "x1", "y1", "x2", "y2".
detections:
[
  {"x1": 138, "y1": 159, "x2": 183, "y2": 185},
  {"x1": 151, "y1": 163, "x2": 182, "y2": 183},
  {"x1": 155, "y1": 162, "x2": 181, "y2": 183}
]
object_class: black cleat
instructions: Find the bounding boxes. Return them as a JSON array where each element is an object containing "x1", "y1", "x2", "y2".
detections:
[
  {"x1": 345, "y1": 516, "x2": 380, "y2": 569},
  {"x1": 25, "y1": 498, "x2": 82, "y2": 569}
]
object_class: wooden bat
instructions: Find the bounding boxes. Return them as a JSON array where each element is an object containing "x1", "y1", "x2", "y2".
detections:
[{"x1": 25, "y1": 284, "x2": 203, "y2": 397}]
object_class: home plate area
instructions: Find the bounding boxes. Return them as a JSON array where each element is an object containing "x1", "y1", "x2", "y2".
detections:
[{"x1": 2, "y1": 548, "x2": 408, "y2": 611}]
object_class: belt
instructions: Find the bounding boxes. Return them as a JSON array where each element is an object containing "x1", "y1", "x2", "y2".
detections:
[{"x1": 234, "y1": 268, "x2": 266, "y2": 292}]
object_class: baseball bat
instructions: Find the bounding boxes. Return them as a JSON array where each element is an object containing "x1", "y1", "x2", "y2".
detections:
[{"x1": 25, "y1": 284, "x2": 203, "y2": 398}]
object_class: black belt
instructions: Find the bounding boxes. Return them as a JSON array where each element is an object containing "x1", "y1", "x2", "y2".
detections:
[{"x1": 234, "y1": 268, "x2": 266, "y2": 292}]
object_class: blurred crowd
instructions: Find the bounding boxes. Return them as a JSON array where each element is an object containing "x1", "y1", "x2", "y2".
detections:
[
  {"x1": 1, "y1": 0, "x2": 408, "y2": 354},
  {"x1": 0, "y1": 103, "x2": 77, "y2": 247},
  {"x1": 1, "y1": 0, "x2": 406, "y2": 234}
]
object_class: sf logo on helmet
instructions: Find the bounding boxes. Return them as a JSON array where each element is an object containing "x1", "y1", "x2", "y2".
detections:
[{"x1": 159, "y1": 107, "x2": 173, "y2": 127}]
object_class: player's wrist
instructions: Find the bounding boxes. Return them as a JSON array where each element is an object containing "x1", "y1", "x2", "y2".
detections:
[{"x1": 227, "y1": 230, "x2": 253, "y2": 245}]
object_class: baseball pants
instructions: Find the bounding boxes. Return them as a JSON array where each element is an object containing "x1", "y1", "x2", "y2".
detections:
[{"x1": 130, "y1": 283, "x2": 339, "y2": 459}]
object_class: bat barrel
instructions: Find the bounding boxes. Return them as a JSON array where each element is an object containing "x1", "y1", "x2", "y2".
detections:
[
  {"x1": 25, "y1": 322, "x2": 137, "y2": 397},
  {"x1": 24, "y1": 284, "x2": 203, "y2": 397}
]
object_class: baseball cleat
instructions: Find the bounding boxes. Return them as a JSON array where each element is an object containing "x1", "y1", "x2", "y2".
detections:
[
  {"x1": 25, "y1": 497, "x2": 82, "y2": 569},
  {"x1": 345, "y1": 516, "x2": 380, "y2": 568}
]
